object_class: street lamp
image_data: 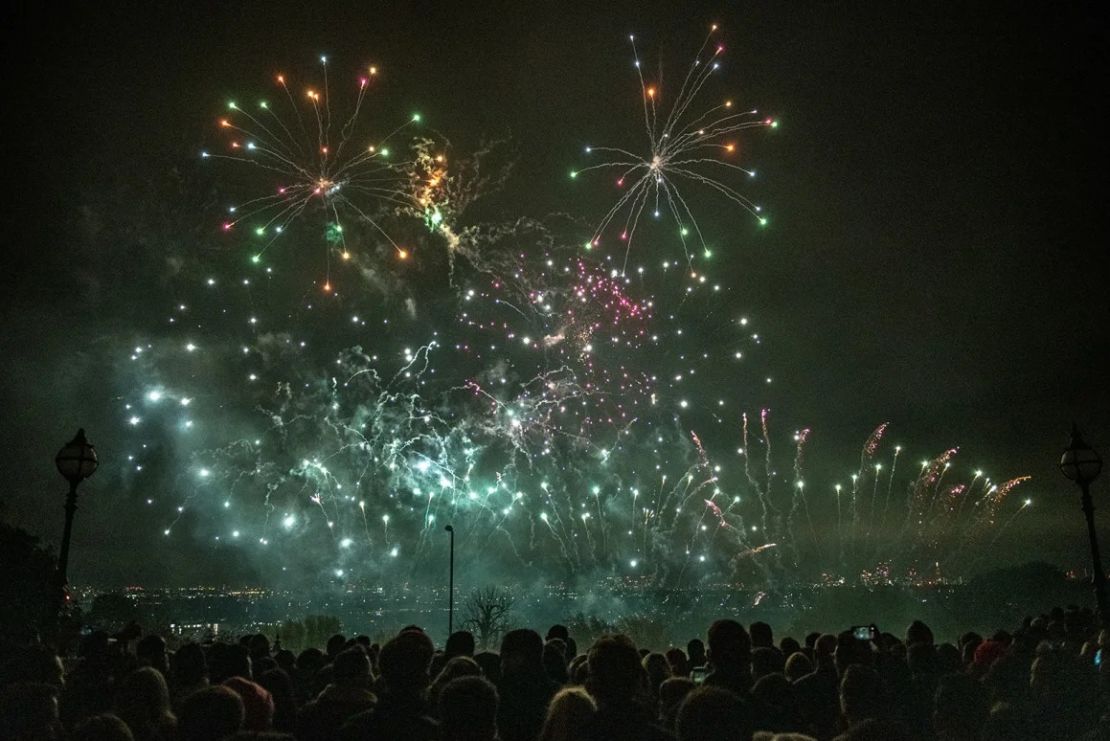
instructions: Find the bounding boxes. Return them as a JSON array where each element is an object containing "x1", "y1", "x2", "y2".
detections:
[
  {"x1": 445, "y1": 524, "x2": 455, "y2": 636},
  {"x1": 54, "y1": 429, "x2": 98, "y2": 598},
  {"x1": 1060, "y1": 424, "x2": 1106, "y2": 623}
]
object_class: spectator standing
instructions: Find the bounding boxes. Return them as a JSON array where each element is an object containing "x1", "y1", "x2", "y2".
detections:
[
  {"x1": 440, "y1": 675, "x2": 500, "y2": 741},
  {"x1": 704, "y1": 620, "x2": 753, "y2": 697},
  {"x1": 658, "y1": 677, "x2": 695, "y2": 731},
  {"x1": 446, "y1": 631, "x2": 476, "y2": 660},
  {"x1": 538, "y1": 686, "x2": 596, "y2": 741},
  {"x1": 297, "y1": 646, "x2": 375, "y2": 741},
  {"x1": 676, "y1": 685, "x2": 751, "y2": 741},
  {"x1": 497, "y1": 629, "x2": 559, "y2": 741},
  {"x1": 71, "y1": 713, "x2": 135, "y2": 741},
  {"x1": 223, "y1": 676, "x2": 274, "y2": 732},
  {"x1": 113, "y1": 667, "x2": 176, "y2": 741},
  {"x1": 582, "y1": 634, "x2": 672, "y2": 741},
  {"x1": 169, "y1": 643, "x2": 208, "y2": 709},
  {"x1": 178, "y1": 686, "x2": 244, "y2": 741},
  {"x1": 430, "y1": 656, "x2": 482, "y2": 708},
  {"x1": 340, "y1": 630, "x2": 438, "y2": 741},
  {"x1": 687, "y1": 639, "x2": 707, "y2": 670}
]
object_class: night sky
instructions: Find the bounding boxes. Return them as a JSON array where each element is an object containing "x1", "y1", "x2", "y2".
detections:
[{"x1": 2, "y1": 1, "x2": 1107, "y2": 587}]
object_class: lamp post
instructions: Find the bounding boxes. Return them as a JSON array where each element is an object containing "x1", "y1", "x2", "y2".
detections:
[
  {"x1": 54, "y1": 429, "x2": 99, "y2": 605},
  {"x1": 445, "y1": 525, "x2": 455, "y2": 636},
  {"x1": 1059, "y1": 424, "x2": 1106, "y2": 624}
]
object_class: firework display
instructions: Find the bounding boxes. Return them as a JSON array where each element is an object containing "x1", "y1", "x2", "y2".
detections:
[
  {"x1": 571, "y1": 25, "x2": 775, "y2": 268},
  {"x1": 203, "y1": 57, "x2": 426, "y2": 288},
  {"x1": 117, "y1": 31, "x2": 1031, "y2": 590}
]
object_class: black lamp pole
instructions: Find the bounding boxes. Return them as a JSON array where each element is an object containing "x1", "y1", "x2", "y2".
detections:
[
  {"x1": 57, "y1": 479, "x2": 80, "y2": 590},
  {"x1": 1060, "y1": 424, "x2": 1107, "y2": 625},
  {"x1": 54, "y1": 429, "x2": 98, "y2": 618},
  {"x1": 1080, "y1": 477, "x2": 1109, "y2": 624},
  {"x1": 445, "y1": 524, "x2": 455, "y2": 635}
]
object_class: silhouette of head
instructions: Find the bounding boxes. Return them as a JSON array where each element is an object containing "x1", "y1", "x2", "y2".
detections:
[
  {"x1": 749, "y1": 621, "x2": 773, "y2": 649},
  {"x1": 707, "y1": 620, "x2": 751, "y2": 672},
  {"x1": 544, "y1": 640, "x2": 570, "y2": 684},
  {"x1": 906, "y1": 620, "x2": 934, "y2": 647},
  {"x1": 435, "y1": 656, "x2": 481, "y2": 683},
  {"x1": 546, "y1": 624, "x2": 570, "y2": 642},
  {"x1": 210, "y1": 643, "x2": 252, "y2": 683},
  {"x1": 751, "y1": 647, "x2": 785, "y2": 680},
  {"x1": 784, "y1": 651, "x2": 813, "y2": 682},
  {"x1": 72, "y1": 713, "x2": 134, "y2": 741},
  {"x1": 500, "y1": 629, "x2": 544, "y2": 674},
  {"x1": 814, "y1": 634, "x2": 837, "y2": 666},
  {"x1": 379, "y1": 630, "x2": 435, "y2": 692},
  {"x1": 687, "y1": 638, "x2": 707, "y2": 665},
  {"x1": 439, "y1": 676, "x2": 499, "y2": 741},
  {"x1": 325, "y1": 634, "x2": 348, "y2": 659},
  {"x1": 179, "y1": 686, "x2": 244, "y2": 741},
  {"x1": 665, "y1": 647, "x2": 690, "y2": 677},
  {"x1": 752, "y1": 672, "x2": 800, "y2": 732},
  {"x1": 114, "y1": 666, "x2": 173, "y2": 731},
  {"x1": 539, "y1": 686, "x2": 596, "y2": 741},
  {"x1": 222, "y1": 676, "x2": 274, "y2": 731},
  {"x1": 295, "y1": 648, "x2": 325, "y2": 677},
  {"x1": 172, "y1": 643, "x2": 208, "y2": 687},
  {"x1": 332, "y1": 646, "x2": 371, "y2": 685},
  {"x1": 586, "y1": 634, "x2": 644, "y2": 704},
  {"x1": 676, "y1": 685, "x2": 750, "y2": 741},
  {"x1": 659, "y1": 677, "x2": 695, "y2": 729},
  {"x1": 839, "y1": 664, "x2": 884, "y2": 726},
  {"x1": 473, "y1": 651, "x2": 501, "y2": 685},
  {"x1": 446, "y1": 631, "x2": 476, "y2": 659},
  {"x1": 136, "y1": 635, "x2": 169, "y2": 675},
  {"x1": 835, "y1": 632, "x2": 872, "y2": 675},
  {"x1": 642, "y1": 652, "x2": 671, "y2": 690},
  {"x1": 933, "y1": 672, "x2": 989, "y2": 738},
  {"x1": 247, "y1": 634, "x2": 270, "y2": 660}
]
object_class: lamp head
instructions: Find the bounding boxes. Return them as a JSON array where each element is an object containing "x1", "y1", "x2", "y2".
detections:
[
  {"x1": 55, "y1": 428, "x2": 98, "y2": 485},
  {"x1": 1060, "y1": 423, "x2": 1103, "y2": 484}
]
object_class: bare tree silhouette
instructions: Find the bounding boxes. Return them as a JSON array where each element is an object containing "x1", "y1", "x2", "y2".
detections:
[{"x1": 463, "y1": 586, "x2": 515, "y2": 648}]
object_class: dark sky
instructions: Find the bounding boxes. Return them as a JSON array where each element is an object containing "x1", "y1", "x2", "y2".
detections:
[{"x1": 2, "y1": 1, "x2": 1108, "y2": 585}]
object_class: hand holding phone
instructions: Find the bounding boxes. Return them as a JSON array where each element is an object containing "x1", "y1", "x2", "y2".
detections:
[{"x1": 851, "y1": 624, "x2": 878, "y2": 642}]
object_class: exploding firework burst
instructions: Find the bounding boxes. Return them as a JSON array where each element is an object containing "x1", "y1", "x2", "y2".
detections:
[
  {"x1": 109, "y1": 31, "x2": 1034, "y2": 593},
  {"x1": 459, "y1": 251, "x2": 656, "y2": 437},
  {"x1": 572, "y1": 25, "x2": 776, "y2": 267},
  {"x1": 116, "y1": 198, "x2": 779, "y2": 587},
  {"x1": 203, "y1": 57, "x2": 427, "y2": 288}
]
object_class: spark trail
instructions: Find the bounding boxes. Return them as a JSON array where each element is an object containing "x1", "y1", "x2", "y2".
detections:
[{"x1": 572, "y1": 25, "x2": 776, "y2": 269}]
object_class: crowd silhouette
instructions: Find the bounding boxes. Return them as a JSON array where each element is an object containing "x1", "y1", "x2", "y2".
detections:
[{"x1": 2, "y1": 605, "x2": 1108, "y2": 740}]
